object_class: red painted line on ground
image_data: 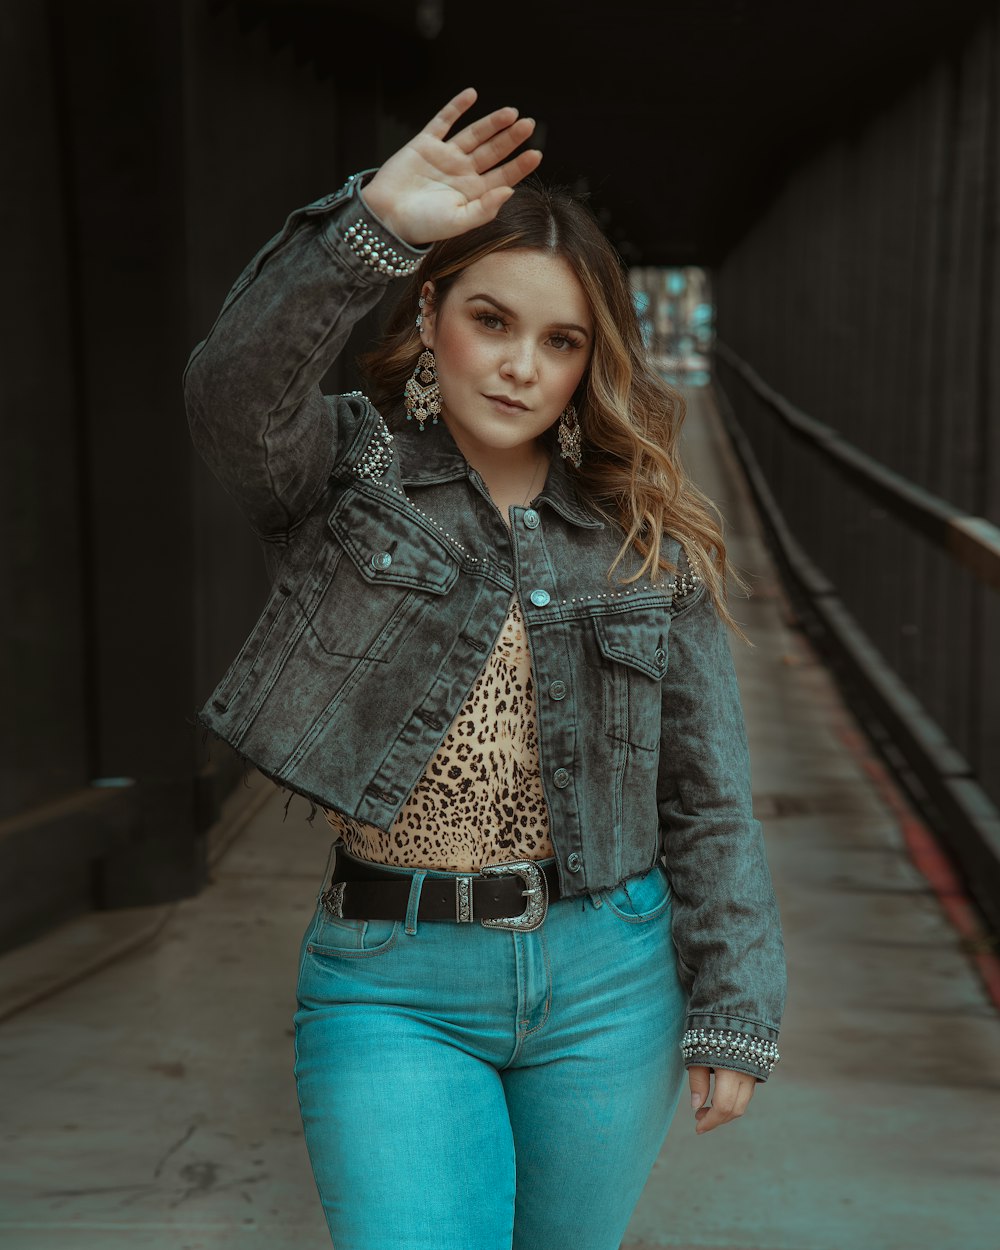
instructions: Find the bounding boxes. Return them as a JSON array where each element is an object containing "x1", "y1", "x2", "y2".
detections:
[{"x1": 832, "y1": 716, "x2": 1000, "y2": 1011}]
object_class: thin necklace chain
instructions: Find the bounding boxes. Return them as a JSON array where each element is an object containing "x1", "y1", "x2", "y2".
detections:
[{"x1": 521, "y1": 450, "x2": 547, "y2": 507}]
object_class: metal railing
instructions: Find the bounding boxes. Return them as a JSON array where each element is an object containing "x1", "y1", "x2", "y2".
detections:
[
  {"x1": 714, "y1": 342, "x2": 1000, "y2": 934},
  {"x1": 716, "y1": 344, "x2": 1000, "y2": 590}
]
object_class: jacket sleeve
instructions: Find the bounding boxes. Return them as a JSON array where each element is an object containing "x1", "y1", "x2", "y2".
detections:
[
  {"x1": 657, "y1": 573, "x2": 786, "y2": 1081},
  {"x1": 183, "y1": 170, "x2": 427, "y2": 541}
]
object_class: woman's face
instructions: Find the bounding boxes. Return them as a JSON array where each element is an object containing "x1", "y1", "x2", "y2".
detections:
[{"x1": 419, "y1": 248, "x2": 593, "y2": 464}]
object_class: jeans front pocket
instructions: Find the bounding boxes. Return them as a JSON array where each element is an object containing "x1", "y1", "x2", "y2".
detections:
[
  {"x1": 602, "y1": 863, "x2": 673, "y2": 923},
  {"x1": 305, "y1": 906, "x2": 401, "y2": 960}
]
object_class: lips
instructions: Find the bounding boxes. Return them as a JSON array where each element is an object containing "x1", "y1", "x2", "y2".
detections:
[{"x1": 485, "y1": 393, "x2": 529, "y2": 413}]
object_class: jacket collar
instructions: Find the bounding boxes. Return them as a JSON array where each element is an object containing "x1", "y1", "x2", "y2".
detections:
[{"x1": 394, "y1": 419, "x2": 604, "y2": 530}]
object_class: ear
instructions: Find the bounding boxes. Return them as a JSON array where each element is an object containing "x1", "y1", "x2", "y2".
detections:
[{"x1": 418, "y1": 280, "x2": 437, "y2": 350}]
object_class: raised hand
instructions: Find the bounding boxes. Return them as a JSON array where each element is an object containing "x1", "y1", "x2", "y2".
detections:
[{"x1": 360, "y1": 88, "x2": 542, "y2": 247}]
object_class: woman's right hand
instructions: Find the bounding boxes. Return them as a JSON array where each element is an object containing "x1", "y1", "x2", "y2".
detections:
[{"x1": 360, "y1": 88, "x2": 541, "y2": 248}]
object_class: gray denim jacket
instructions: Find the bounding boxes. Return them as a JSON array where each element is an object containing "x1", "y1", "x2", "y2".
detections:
[{"x1": 184, "y1": 172, "x2": 786, "y2": 1080}]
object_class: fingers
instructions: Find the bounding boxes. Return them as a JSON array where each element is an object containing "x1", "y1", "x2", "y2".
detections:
[
  {"x1": 451, "y1": 106, "x2": 523, "y2": 156},
  {"x1": 422, "y1": 87, "x2": 479, "y2": 139},
  {"x1": 455, "y1": 185, "x2": 517, "y2": 232},
  {"x1": 470, "y1": 117, "x2": 537, "y2": 174},
  {"x1": 425, "y1": 89, "x2": 536, "y2": 167},
  {"x1": 455, "y1": 147, "x2": 542, "y2": 231},
  {"x1": 478, "y1": 147, "x2": 544, "y2": 192},
  {"x1": 688, "y1": 1065, "x2": 711, "y2": 1112},
  {"x1": 692, "y1": 1068, "x2": 756, "y2": 1135}
]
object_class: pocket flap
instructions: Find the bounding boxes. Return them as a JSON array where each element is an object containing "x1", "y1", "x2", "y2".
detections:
[
  {"x1": 594, "y1": 611, "x2": 670, "y2": 679},
  {"x1": 328, "y1": 487, "x2": 459, "y2": 596}
]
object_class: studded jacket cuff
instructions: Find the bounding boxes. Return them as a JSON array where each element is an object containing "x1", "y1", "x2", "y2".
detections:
[
  {"x1": 680, "y1": 1019, "x2": 781, "y2": 1082},
  {"x1": 318, "y1": 170, "x2": 430, "y2": 281}
]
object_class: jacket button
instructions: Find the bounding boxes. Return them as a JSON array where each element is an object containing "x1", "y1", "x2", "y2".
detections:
[
  {"x1": 654, "y1": 646, "x2": 667, "y2": 668},
  {"x1": 566, "y1": 852, "x2": 583, "y2": 873},
  {"x1": 553, "y1": 767, "x2": 571, "y2": 788},
  {"x1": 523, "y1": 508, "x2": 540, "y2": 530},
  {"x1": 371, "y1": 551, "x2": 392, "y2": 571},
  {"x1": 548, "y1": 680, "x2": 567, "y2": 700},
  {"x1": 529, "y1": 588, "x2": 551, "y2": 608}
]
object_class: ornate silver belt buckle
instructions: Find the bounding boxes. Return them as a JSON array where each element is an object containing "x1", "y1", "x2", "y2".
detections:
[{"x1": 480, "y1": 860, "x2": 548, "y2": 932}]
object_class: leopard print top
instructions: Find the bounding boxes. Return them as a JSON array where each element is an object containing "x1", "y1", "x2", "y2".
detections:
[{"x1": 324, "y1": 594, "x2": 554, "y2": 871}]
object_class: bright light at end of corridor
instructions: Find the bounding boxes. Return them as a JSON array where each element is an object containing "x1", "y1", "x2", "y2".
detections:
[{"x1": 631, "y1": 266, "x2": 713, "y2": 388}]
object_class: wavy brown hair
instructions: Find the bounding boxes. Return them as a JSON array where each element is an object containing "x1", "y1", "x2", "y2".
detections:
[{"x1": 359, "y1": 179, "x2": 744, "y2": 631}]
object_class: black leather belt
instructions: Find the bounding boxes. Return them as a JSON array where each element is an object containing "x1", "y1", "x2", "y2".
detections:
[{"x1": 321, "y1": 850, "x2": 560, "y2": 932}]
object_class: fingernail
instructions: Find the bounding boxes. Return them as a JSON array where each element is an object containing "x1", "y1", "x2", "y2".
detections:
[{"x1": 690, "y1": 1092, "x2": 703, "y2": 1110}]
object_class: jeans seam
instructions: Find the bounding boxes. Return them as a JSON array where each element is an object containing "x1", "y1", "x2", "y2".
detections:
[{"x1": 520, "y1": 931, "x2": 552, "y2": 1038}]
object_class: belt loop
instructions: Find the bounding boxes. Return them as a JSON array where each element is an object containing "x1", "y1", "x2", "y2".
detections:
[{"x1": 405, "y1": 871, "x2": 427, "y2": 935}]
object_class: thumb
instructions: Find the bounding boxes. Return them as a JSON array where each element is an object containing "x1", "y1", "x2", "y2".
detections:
[
  {"x1": 459, "y1": 185, "x2": 515, "y2": 231},
  {"x1": 687, "y1": 1065, "x2": 712, "y2": 1111}
]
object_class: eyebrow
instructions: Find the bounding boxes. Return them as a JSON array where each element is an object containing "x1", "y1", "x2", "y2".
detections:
[{"x1": 466, "y1": 292, "x2": 591, "y2": 338}]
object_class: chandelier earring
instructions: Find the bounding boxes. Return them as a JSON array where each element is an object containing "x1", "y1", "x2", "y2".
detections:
[
  {"x1": 403, "y1": 348, "x2": 441, "y2": 431},
  {"x1": 557, "y1": 402, "x2": 582, "y2": 468}
]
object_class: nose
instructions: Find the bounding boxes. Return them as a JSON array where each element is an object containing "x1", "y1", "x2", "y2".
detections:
[{"x1": 500, "y1": 339, "x2": 538, "y2": 385}]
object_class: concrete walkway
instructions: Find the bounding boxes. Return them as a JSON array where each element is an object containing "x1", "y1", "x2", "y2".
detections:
[{"x1": 1, "y1": 388, "x2": 999, "y2": 1249}]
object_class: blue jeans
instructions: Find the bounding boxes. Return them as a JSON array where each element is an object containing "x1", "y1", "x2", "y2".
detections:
[{"x1": 292, "y1": 853, "x2": 688, "y2": 1250}]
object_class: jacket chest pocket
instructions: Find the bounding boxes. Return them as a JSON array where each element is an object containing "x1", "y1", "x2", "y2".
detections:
[
  {"x1": 304, "y1": 486, "x2": 460, "y2": 662},
  {"x1": 594, "y1": 612, "x2": 669, "y2": 752}
]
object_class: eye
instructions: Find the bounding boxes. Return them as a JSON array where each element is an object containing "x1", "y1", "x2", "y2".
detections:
[
  {"x1": 549, "y1": 333, "x2": 584, "y2": 352},
  {"x1": 473, "y1": 310, "x2": 507, "y2": 331}
]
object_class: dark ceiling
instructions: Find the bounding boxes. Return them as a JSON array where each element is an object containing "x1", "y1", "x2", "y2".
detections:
[{"x1": 231, "y1": 0, "x2": 993, "y2": 265}]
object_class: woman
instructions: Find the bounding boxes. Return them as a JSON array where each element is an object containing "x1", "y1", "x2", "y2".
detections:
[{"x1": 185, "y1": 88, "x2": 786, "y2": 1250}]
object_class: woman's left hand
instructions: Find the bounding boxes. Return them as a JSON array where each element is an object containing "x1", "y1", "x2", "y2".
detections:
[{"x1": 687, "y1": 1066, "x2": 757, "y2": 1134}]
